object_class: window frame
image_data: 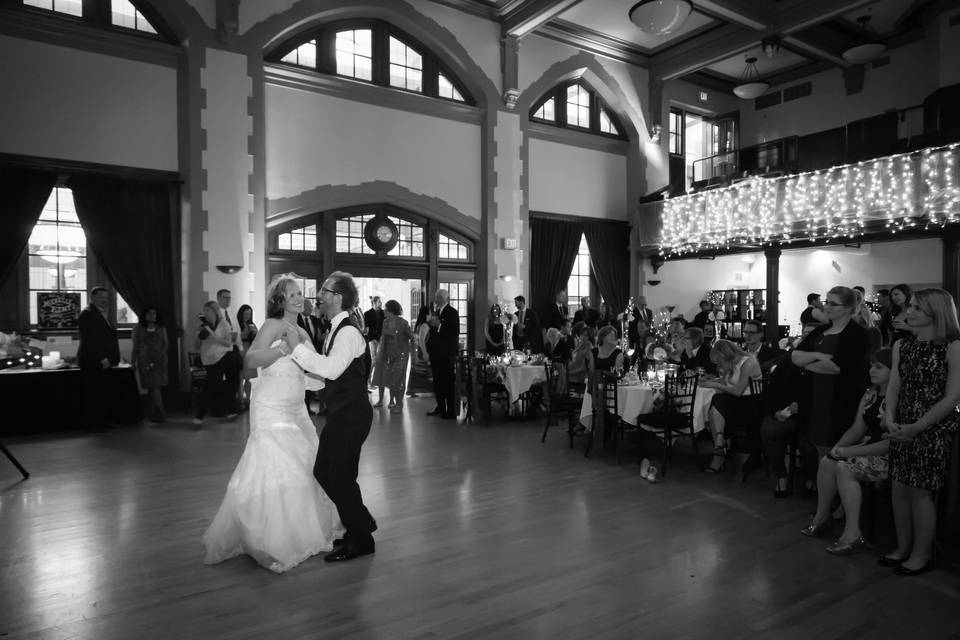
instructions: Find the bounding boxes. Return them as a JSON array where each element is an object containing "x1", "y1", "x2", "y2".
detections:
[
  {"x1": 529, "y1": 80, "x2": 627, "y2": 141},
  {"x1": 267, "y1": 19, "x2": 475, "y2": 106},
  {"x1": 669, "y1": 107, "x2": 685, "y2": 157},
  {"x1": 12, "y1": 0, "x2": 177, "y2": 42}
]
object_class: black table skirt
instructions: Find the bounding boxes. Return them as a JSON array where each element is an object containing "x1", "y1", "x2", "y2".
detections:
[{"x1": 0, "y1": 366, "x2": 142, "y2": 435}]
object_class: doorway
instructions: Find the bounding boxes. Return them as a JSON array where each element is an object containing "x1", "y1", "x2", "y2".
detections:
[{"x1": 353, "y1": 276, "x2": 425, "y2": 326}]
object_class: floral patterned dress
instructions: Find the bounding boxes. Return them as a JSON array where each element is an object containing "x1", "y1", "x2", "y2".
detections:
[{"x1": 891, "y1": 336, "x2": 960, "y2": 491}]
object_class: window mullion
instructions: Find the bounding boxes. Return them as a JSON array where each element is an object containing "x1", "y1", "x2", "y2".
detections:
[
  {"x1": 556, "y1": 87, "x2": 567, "y2": 128},
  {"x1": 373, "y1": 24, "x2": 388, "y2": 86},
  {"x1": 589, "y1": 92, "x2": 600, "y2": 132}
]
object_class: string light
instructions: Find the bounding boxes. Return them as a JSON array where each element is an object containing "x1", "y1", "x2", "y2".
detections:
[{"x1": 659, "y1": 143, "x2": 960, "y2": 255}]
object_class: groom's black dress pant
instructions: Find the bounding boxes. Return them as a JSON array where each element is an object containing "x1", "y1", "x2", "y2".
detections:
[{"x1": 314, "y1": 409, "x2": 375, "y2": 544}]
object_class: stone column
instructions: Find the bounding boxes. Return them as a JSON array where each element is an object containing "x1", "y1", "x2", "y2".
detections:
[{"x1": 764, "y1": 247, "x2": 781, "y2": 344}]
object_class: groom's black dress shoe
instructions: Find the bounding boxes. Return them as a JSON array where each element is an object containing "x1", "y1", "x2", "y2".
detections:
[
  {"x1": 426, "y1": 408, "x2": 443, "y2": 416},
  {"x1": 325, "y1": 539, "x2": 375, "y2": 562},
  {"x1": 333, "y1": 519, "x2": 378, "y2": 547}
]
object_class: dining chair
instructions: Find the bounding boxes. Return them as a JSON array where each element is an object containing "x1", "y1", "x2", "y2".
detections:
[
  {"x1": 541, "y1": 360, "x2": 581, "y2": 447},
  {"x1": 633, "y1": 372, "x2": 700, "y2": 476}
]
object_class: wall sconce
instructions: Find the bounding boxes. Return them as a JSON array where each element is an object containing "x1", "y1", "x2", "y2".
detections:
[
  {"x1": 216, "y1": 265, "x2": 242, "y2": 274},
  {"x1": 499, "y1": 274, "x2": 514, "y2": 282},
  {"x1": 647, "y1": 279, "x2": 661, "y2": 286},
  {"x1": 650, "y1": 124, "x2": 663, "y2": 143}
]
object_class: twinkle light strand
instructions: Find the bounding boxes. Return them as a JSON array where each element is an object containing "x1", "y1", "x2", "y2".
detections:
[{"x1": 659, "y1": 143, "x2": 960, "y2": 255}]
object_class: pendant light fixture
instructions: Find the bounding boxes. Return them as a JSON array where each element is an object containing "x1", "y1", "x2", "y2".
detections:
[
  {"x1": 628, "y1": 0, "x2": 693, "y2": 36},
  {"x1": 842, "y1": 15, "x2": 887, "y2": 64},
  {"x1": 732, "y1": 57, "x2": 769, "y2": 100}
]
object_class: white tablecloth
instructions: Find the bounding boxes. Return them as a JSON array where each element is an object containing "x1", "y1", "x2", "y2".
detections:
[
  {"x1": 579, "y1": 383, "x2": 716, "y2": 433},
  {"x1": 495, "y1": 364, "x2": 547, "y2": 403}
]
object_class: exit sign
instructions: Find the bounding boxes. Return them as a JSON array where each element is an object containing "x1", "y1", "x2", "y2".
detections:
[{"x1": 698, "y1": 90, "x2": 709, "y2": 103}]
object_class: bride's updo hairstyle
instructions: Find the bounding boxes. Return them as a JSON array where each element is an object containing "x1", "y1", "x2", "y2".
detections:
[{"x1": 266, "y1": 273, "x2": 299, "y2": 319}]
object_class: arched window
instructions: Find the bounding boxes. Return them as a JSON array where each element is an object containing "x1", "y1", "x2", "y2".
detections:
[
  {"x1": 334, "y1": 214, "x2": 425, "y2": 258},
  {"x1": 438, "y1": 233, "x2": 469, "y2": 261},
  {"x1": 277, "y1": 223, "x2": 317, "y2": 252},
  {"x1": 567, "y1": 234, "x2": 591, "y2": 302},
  {"x1": 269, "y1": 20, "x2": 473, "y2": 105},
  {"x1": 19, "y1": 0, "x2": 173, "y2": 40},
  {"x1": 530, "y1": 81, "x2": 625, "y2": 139}
]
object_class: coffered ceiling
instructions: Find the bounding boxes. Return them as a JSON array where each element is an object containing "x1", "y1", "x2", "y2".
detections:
[{"x1": 439, "y1": 0, "x2": 941, "y2": 91}]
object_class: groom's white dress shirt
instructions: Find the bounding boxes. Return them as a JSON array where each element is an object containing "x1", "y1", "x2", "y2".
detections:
[{"x1": 291, "y1": 310, "x2": 366, "y2": 381}]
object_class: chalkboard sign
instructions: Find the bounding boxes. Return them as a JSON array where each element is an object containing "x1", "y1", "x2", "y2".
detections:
[{"x1": 37, "y1": 292, "x2": 81, "y2": 329}]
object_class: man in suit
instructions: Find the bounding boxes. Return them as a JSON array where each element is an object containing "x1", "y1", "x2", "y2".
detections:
[
  {"x1": 77, "y1": 286, "x2": 120, "y2": 430},
  {"x1": 284, "y1": 271, "x2": 377, "y2": 562},
  {"x1": 573, "y1": 297, "x2": 600, "y2": 328},
  {"x1": 216, "y1": 288, "x2": 241, "y2": 417},
  {"x1": 511, "y1": 295, "x2": 541, "y2": 353},
  {"x1": 426, "y1": 289, "x2": 459, "y2": 419},
  {"x1": 742, "y1": 319, "x2": 786, "y2": 372},
  {"x1": 677, "y1": 327, "x2": 716, "y2": 375},
  {"x1": 363, "y1": 297, "x2": 384, "y2": 387},
  {"x1": 541, "y1": 289, "x2": 569, "y2": 334}
]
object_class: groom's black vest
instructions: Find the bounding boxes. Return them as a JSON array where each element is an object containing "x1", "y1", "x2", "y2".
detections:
[{"x1": 324, "y1": 317, "x2": 372, "y2": 420}]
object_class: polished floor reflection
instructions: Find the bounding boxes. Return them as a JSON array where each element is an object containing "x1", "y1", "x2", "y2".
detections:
[{"x1": 2, "y1": 398, "x2": 958, "y2": 639}]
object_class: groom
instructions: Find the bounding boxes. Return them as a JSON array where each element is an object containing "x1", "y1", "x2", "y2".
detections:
[{"x1": 284, "y1": 271, "x2": 377, "y2": 562}]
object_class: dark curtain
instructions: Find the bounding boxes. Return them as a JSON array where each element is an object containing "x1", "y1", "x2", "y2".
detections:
[
  {"x1": 529, "y1": 216, "x2": 583, "y2": 316},
  {"x1": 0, "y1": 168, "x2": 57, "y2": 288},
  {"x1": 70, "y1": 175, "x2": 179, "y2": 388},
  {"x1": 585, "y1": 222, "x2": 630, "y2": 316}
]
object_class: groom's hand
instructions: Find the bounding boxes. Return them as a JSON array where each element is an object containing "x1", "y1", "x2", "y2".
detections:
[{"x1": 281, "y1": 327, "x2": 302, "y2": 354}]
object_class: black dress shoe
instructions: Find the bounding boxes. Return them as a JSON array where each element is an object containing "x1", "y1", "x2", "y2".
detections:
[
  {"x1": 894, "y1": 560, "x2": 935, "y2": 576},
  {"x1": 877, "y1": 554, "x2": 907, "y2": 567},
  {"x1": 426, "y1": 408, "x2": 443, "y2": 416},
  {"x1": 325, "y1": 540, "x2": 375, "y2": 562},
  {"x1": 333, "y1": 520, "x2": 378, "y2": 547}
]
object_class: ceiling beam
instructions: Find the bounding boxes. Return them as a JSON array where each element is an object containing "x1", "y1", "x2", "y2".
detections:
[
  {"x1": 537, "y1": 19, "x2": 649, "y2": 66},
  {"x1": 651, "y1": 0, "x2": 876, "y2": 81},
  {"x1": 502, "y1": 0, "x2": 584, "y2": 38},
  {"x1": 693, "y1": 0, "x2": 768, "y2": 30}
]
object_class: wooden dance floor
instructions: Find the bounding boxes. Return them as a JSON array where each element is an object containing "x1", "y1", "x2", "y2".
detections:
[{"x1": 2, "y1": 397, "x2": 958, "y2": 639}]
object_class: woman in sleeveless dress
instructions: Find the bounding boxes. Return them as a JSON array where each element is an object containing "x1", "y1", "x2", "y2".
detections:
[
  {"x1": 700, "y1": 339, "x2": 762, "y2": 473},
  {"x1": 203, "y1": 275, "x2": 343, "y2": 573},
  {"x1": 592, "y1": 325, "x2": 623, "y2": 372},
  {"x1": 484, "y1": 304, "x2": 507, "y2": 356},
  {"x1": 882, "y1": 288, "x2": 960, "y2": 575}
]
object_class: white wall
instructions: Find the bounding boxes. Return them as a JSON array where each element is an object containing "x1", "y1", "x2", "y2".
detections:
[
  {"x1": 414, "y1": 0, "x2": 502, "y2": 95},
  {"x1": 740, "y1": 39, "x2": 939, "y2": 147},
  {"x1": 528, "y1": 138, "x2": 627, "y2": 219},
  {"x1": 0, "y1": 35, "x2": 178, "y2": 171},
  {"x1": 646, "y1": 238, "x2": 942, "y2": 334},
  {"x1": 264, "y1": 84, "x2": 482, "y2": 220}
]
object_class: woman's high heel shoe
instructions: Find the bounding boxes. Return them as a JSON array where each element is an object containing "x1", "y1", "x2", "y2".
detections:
[
  {"x1": 800, "y1": 520, "x2": 831, "y2": 538},
  {"x1": 826, "y1": 536, "x2": 865, "y2": 555},
  {"x1": 705, "y1": 446, "x2": 726, "y2": 473}
]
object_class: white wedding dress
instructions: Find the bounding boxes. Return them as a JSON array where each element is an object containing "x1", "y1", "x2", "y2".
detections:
[{"x1": 202, "y1": 341, "x2": 343, "y2": 573}]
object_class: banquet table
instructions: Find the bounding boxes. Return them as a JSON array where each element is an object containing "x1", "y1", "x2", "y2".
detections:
[
  {"x1": 0, "y1": 364, "x2": 142, "y2": 435},
  {"x1": 494, "y1": 362, "x2": 547, "y2": 404},
  {"x1": 578, "y1": 381, "x2": 716, "y2": 433}
]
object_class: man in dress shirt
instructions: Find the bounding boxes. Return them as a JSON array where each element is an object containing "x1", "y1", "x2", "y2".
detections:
[
  {"x1": 216, "y1": 288, "x2": 241, "y2": 417},
  {"x1": 78, "y1": 286, "x2": 121, "y2": 429},
  {"x1": 677, "y1": 327, "x2": 716, "y2": 375},
  {"x1": 283, "y1": 271, "x2": 376, "y2": 562},
  {"x1": 512, "y1": 295, "x2": 541, "y2": 353},
  {"x1": 542, "y1": 289, "x2": 569, "y2": 334},
  {"x1": 573, "y1": 297, "x2": 599, "y2": 328},
  {"x1": 742, "y1": 319, "x2": 785, "y2": 372},
  {"x1": 426, "y1": 289, "x2": 459, "y2": 419}
]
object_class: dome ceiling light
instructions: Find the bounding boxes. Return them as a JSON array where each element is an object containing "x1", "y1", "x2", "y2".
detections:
[
  {"x1": 733, "y1": 57, "x2": 769, "y2": 100},
  {"x1": 842, "y1": 15, "x2": 887, "y2": 64},
  {"x1": 628, "y1": 0, "x2": 693, "y2": 36}
]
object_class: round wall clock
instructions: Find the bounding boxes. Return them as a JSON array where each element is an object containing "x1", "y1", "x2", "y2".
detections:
[{"x1": 364, "y1": 215, "x2": 400, "y2": 252}]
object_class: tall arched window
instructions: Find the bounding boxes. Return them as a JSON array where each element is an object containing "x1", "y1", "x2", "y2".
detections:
[
  {"x1": 268, "y1": 20, "x2": 474, "y2": 105},
  {"x1": 18, "y1": 0, "x2": 173, "y2": 40},
  {"x1": 530, "y1": 81, "x2": 625, "y2": 139}
]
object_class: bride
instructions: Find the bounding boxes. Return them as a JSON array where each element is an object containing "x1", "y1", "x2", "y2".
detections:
[{"x1": 202, "y1": 274, "x2": 343, "y2": 573}]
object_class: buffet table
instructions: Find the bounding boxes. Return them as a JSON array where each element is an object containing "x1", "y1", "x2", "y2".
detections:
[
  {"x1": 579, "y1": 381, "x2": 716, "y2": 433},
  {"x1": 0, "y1": 365, "x2": 142, "y2": 435}
]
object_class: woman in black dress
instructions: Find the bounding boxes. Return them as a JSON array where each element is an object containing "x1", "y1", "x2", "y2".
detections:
[
  {"x1": 882, "y1": 284, "x2": 914, "y2": 346},
  {"x1": 791, "y1": 286, "x2": 871, "y2": 457},
  {"x1": 484, "y1": 304, "x2": 507, "y2": 356},
  {"x1": 882, "y1": 288, "x2": 960, "y2": 575},
  {"x1": 593, "y1": 325, "x2": 623, "y2": 372}
]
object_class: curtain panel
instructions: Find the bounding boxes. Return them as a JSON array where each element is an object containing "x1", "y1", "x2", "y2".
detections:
[
  {"x1": 529, "y1": 216, "x2": 583, "y2": 317},
  {"x1": 70, "y1": 175, "x2": 180, "y2": 387},
  {"x1": 0, "y1": 168, "x2": 58, "y2": 288},
  {"x1": 585, "y1": 222, "x2": 630, "y2": 317}
]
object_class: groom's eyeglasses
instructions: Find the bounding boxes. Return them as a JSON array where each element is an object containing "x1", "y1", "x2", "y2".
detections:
[{"x1": 320, "y1": 287, "x2": 339, "y2": 296}]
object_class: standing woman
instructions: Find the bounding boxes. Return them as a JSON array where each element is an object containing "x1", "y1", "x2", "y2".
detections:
[
  {"x1": 884, "y1": 284, "x2": 914, "y2": 346},
  {"x1": 237, "y1": 304, "x2": 258, "y2": 409},
  {"x1": 882, "y1": 288, "x2": 960, "y2": 574},
  {"x1": 791, "y1": 286, "x2": 871, "y2": 457},
  {"x1": 131, "y1": 306, "x2": 168, "y2": 422},
  {"x1": 596, "y1": 302, "x2": 616, "y2": 330},
  {"x1": 194, "y1": 301, "x2": 234, "y2": 423},
  {"x1": 377, "y1": 300, "x2": 417, "y2": 414},
  {"x1": 484, "y1": 304, "x2": 507, "y2": 356}
]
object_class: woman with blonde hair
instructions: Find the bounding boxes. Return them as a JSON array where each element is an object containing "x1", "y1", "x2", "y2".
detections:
[
  {"x1": 881, "y1": 288, "x2": 960, "y2": 575},
  {"x1": 700, "y1": 339, "x2": 763, "y2": 473}
]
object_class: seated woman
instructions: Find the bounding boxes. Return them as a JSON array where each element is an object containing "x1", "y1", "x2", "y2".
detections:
[
  {"x1": 700, "y1": 339, "x2": 763, "y2": 474},
  {"x1": 760, "y1": 360, "x2": 814, "y2": 497},
  {"x1": 567, "y1": 321, "x2": 594, "y2": 388},
  {"x1": 593, "y1": 325, "x2": 624, "y2": 373},
  {"x1": 801, "y1": 348, "x2": 891, "y2": 554}
]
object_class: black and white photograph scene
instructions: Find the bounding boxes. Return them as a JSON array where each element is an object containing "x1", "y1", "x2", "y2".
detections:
[{"x1": 2, "y1": 0, "x2": 960, "y2": 638}]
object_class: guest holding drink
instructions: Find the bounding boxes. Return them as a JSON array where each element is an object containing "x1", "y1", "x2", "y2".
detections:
[
  {"x1": 131, "y1": 305, "x2": 168, "y2": 423},
  {"x1": 194, "y1": 301, "x2": 234, "y2": 424},
  {"x1": 484, "y1": 304, "x2": 507, "y2": 356},
  {"x1": 881, "y1": 288, "x2": 960, "y2": 575}
]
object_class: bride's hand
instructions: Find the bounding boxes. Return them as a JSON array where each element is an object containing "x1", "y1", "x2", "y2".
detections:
[{"x1": 281, "y1": 326, "x2": 302, "y2": 354}]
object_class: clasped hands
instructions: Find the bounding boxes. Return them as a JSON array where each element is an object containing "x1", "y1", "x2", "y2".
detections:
[
  {"x1": 280, "y1": 325, "x2": 306, "y2": 355},
  {"x1": 883, "y1": 421, "x2": 923, "y2": 442}
]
